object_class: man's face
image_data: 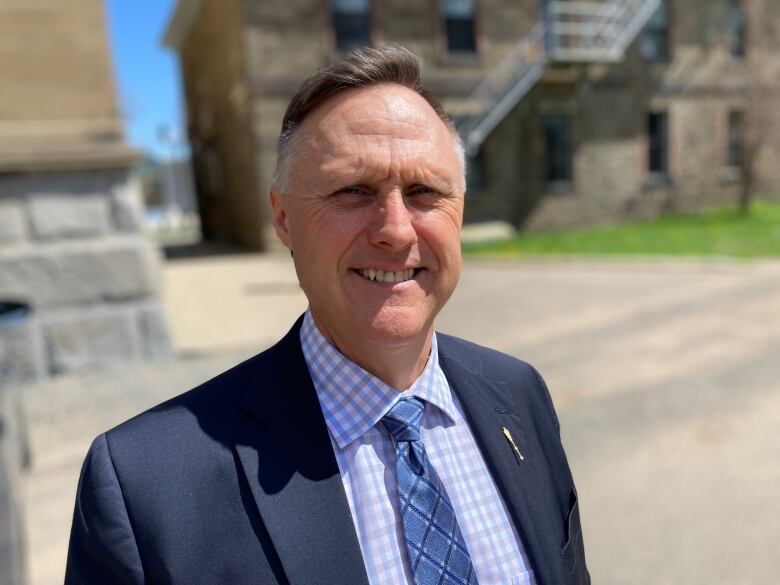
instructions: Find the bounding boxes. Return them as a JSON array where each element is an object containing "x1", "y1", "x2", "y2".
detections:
[{"x1": 271, "y1": 83, "x2": 464, "y2": 352}]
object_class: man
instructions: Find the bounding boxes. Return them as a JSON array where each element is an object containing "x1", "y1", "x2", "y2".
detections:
[{"x1": 66, "y1": 47, "x2": 589, "y2": 585}]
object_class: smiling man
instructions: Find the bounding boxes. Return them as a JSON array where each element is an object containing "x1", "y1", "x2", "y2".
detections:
[
  {"x1": 270, "y1": 76, "x2": 464, "y2": 390},
  {"x1": 66, "y1": 47, "x2": 589, "y2": 585}
]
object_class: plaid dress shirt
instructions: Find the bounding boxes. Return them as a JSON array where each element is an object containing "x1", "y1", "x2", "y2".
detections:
[{"x1": 300, "y1": 311, "x2": 535, "y2": 585}]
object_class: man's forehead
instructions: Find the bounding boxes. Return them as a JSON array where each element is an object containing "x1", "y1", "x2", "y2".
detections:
[{"x1": 300, "y1": 83, "x2": 449, "y2": 142}]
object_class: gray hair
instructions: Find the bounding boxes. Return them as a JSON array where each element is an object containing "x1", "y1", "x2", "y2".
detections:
[{"x1": 272, "y1": 45, "x2": 465, "y2": 193}]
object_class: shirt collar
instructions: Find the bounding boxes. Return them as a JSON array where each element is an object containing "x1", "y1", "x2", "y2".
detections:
[{"x1": 300, "y1": 310, "x2": 457, "y2": 449}]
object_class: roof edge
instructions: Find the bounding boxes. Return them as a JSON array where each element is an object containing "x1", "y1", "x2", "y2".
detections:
[{"x1": 162, "y1": 0, "x2": 205, "y2": 51}]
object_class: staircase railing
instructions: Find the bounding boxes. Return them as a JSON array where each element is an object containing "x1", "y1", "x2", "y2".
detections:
[
  {"x1": 458, "y1": 0, "x2": 661, "y2": 154},
  {"x1": 459, "y1": 23, "x2": 546, "y2": 154},
  {"x1": 547, "y1": 0, "x2": 662, "y2": 61}
]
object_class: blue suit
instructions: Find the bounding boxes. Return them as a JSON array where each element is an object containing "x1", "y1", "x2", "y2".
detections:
[{"x1": 65, "y1": 317, "x2": 589, "y2": 585}]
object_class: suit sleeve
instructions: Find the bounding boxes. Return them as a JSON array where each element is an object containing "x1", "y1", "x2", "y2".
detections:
[{"x1": 65, "y1": 434, "x2": 145, "y2": 585}]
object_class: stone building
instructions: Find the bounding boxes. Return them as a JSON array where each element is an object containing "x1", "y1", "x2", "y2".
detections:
[
  {"x1": 0, "y1": 0, "x2": 170, "y2": 381},
  {"x1": 164, "y1": 0, "x2": 780, "y2": 249}
]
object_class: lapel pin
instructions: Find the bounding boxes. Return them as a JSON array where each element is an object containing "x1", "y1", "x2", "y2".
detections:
[{"x1": 502, "y1": 427, "x2": 524, "y2": 462}]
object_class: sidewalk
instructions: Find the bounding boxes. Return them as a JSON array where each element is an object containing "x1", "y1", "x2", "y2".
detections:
[{"x1": 161, "y1": 252, "x2": 308, "y2": 355}]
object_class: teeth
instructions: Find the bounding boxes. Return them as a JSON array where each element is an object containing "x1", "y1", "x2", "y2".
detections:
[{"x1": 358, "y1": 268, "x2": 417, "y2": 283}]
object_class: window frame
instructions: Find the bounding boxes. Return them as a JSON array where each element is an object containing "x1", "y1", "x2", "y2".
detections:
[
  {"x1": 646, "y1": 110, "x2": 669, "y2": 182},
  {"x1": 727, "y1": 0, "x2": 747, "y2": 59},
  {"x1": 639, "y1": 0, "x2": 671, "y2": 63},
  {"x1": 330, "y1": 0, "x2": 373, "y2": 53},
  {"x1": 541, "y1": 113, "x2": 574, "y2": 190},
  {"x1": 465, "y1": 146, "x2": 487, "y2": 198},
  {"x1": 725, "y1": 108, "x2": 746, "y2": 170},
  {"x1": 438, "y1": 0, "x2": 481, "y2": 59}
]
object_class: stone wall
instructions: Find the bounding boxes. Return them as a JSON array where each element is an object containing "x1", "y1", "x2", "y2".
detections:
[{"x1": 0, "y1": 169, "x2": 170, "y2": 383}]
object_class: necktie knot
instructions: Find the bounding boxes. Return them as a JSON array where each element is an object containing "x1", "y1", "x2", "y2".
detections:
[{"x1": 382, "y1": 397, "x2": 424, "y2": 443}]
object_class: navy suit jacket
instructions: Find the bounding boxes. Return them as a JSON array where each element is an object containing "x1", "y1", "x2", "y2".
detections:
[{"x1": 65, "y1": 318, "x2": 589, "y2": 585}]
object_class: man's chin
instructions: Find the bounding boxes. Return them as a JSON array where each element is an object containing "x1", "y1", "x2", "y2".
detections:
[
  {"x1": 309, "y1": 305, "x2": 430, "y2": 349},
  {"x1": 360, "y1": 312, "x2": 433, "y2": 349}
]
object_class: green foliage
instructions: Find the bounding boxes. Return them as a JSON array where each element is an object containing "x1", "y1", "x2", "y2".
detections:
[{"x1": 463, "y1": 201, "x2": 780, "y2": 258}]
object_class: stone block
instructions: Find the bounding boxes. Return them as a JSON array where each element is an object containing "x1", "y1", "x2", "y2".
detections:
[
  {"x1": 42, "y1": 311, "x2": 138, "y2": 375},
  {"x1": 29, "y1": 194, "x2": 110, "y2": 239},
  {"x1": 0, "y1": 239, "x2": 160, "y2": 308},
  {"x1": 110, "y1": 175, "x2": 145, "y2": 232},
  {"x1": 89, "y1": 242, "x2": 161, "y2": 301},
  {"x1": 136, "y1": 304, "x2": 172, "y2": 359},
  {"x1": 0, "y1": 200, "x2": 27, "y2": 243}
]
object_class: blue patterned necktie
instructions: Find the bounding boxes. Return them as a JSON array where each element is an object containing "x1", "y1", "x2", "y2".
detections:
[{"x1": 382, "y1": 397, "x2": 480, "y2": 585}]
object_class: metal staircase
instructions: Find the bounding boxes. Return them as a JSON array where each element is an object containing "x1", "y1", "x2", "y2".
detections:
[{"x1": 458, "y1": 0, "x2": 662, "y2": 154}]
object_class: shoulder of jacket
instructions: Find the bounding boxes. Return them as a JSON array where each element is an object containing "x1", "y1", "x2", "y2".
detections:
[
  {"x1": 104, "y1": 326, "x2": 301, "y2": 443},
  {"x1": 436, "y1": 331, "x2": 538, "y2": 378},
  {"x1": 436, "y1": 332, "x2": 558, "y2": 431}
]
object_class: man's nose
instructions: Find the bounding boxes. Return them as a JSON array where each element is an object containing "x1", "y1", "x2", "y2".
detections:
[{"x1": 368, "y1": 192, "x2": 417, "y2": 251}]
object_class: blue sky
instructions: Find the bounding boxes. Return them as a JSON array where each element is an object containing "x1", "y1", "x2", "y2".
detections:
[{"x1": 105, "y1": 0, "x2": 188, "y2": 161}]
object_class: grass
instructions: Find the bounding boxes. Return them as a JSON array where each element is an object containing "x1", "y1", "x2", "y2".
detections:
[{"x1": 462, "y1": 201, "x2": 780, "y2": 259}]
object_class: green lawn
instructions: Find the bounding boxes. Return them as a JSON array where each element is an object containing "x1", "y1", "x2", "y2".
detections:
[{"x1": 463, "y1": 201, "x2": 780, "y2": 259}]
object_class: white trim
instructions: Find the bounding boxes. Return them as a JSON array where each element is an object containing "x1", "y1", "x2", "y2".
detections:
[{"x1": 162, "y1": 0, "x2": 205, "y2": 51}]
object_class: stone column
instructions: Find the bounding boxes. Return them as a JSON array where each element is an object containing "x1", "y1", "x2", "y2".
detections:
[{"x1": 0, "y1": 0, "x2": 172, "y2": 380}]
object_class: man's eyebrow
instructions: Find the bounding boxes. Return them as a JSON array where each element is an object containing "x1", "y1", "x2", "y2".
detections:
[
  {"x1": 325, "y1": 173, "x2": 458, "y2": 194},
  {"x1": 413, "y1": 168, "x2": 460, "y2": 193},
  {"x1": 315, "y1": 154, "x2": 460, "y2": 191}
]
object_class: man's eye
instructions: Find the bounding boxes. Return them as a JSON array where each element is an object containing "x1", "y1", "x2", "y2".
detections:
[
  {"x1": 407, "y1": 185, "x2": 436, "y2": 197},
  {"x1": 337, "y1": 186, "x2": 367, "y2": 196}
]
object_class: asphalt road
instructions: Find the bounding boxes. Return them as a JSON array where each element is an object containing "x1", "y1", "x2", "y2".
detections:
[{"x1": 18, "y1": 255, "x2": 780, "y2": 585}]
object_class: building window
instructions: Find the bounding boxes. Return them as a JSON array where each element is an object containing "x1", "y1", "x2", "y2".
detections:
[
  {"x1": 331, "y1": 0, "x2": 370, "y2": 51},
  {"x1": 727, "y1": 1, "x2": 746, "y2": 58},
  {"x1": 466, "y1": 149, "x2": 485, "y2": 196},
  {"x1": 442, "y1": 0, "x2": 477, "y2": 54},
  {"x1": 542, "y1": 114, "x2": 573, "y2": 185},
  {"x1": 726, "y1": 110, "x2": 745, "y2": 168},
  {"x1": 640, "y1": 0, "x2": 669, "y2": 61},
  {"x1": 647, "y1": 111, "x2": 668, "y2": 178}
]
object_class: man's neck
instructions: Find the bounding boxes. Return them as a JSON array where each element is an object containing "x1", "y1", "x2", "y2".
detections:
[{"x1": 309, "y1": 313, "x2": 433, "y2": 391}]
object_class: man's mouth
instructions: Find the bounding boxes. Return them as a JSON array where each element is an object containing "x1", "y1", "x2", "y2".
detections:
[{"x1": 354, "y1": 268, "x2": 419, "y2": 283}]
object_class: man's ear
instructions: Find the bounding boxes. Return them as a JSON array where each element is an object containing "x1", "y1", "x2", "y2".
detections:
[{"x1": 269, "y1": 188, "x2": 292, "y2": 250}]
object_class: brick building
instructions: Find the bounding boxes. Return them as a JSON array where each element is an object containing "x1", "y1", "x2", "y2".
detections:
[{"x1": 164, "y1": 0, "x2": 780, "y2": 250}]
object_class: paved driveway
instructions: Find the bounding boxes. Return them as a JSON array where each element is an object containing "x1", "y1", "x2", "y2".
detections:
[{"x1": 21, "y1": 255, "x2": 780, "y2": 585}]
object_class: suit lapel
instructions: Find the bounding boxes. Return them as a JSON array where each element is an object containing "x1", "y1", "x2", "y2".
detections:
[
  {"x1": 233, "y1": 321, "x2": 370, "y2": 585},
  {"x1": 438, "y1": 339, "x2": 564, "y2": 585}
]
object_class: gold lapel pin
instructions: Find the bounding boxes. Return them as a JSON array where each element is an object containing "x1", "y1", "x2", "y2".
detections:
[{"x1": 502, "y1": 427, "x2": 524, "y2": 461}]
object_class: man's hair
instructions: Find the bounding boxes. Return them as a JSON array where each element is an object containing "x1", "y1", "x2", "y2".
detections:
[{"x1": 273, "y1": 45, "x2": 464, "y2": 192}]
